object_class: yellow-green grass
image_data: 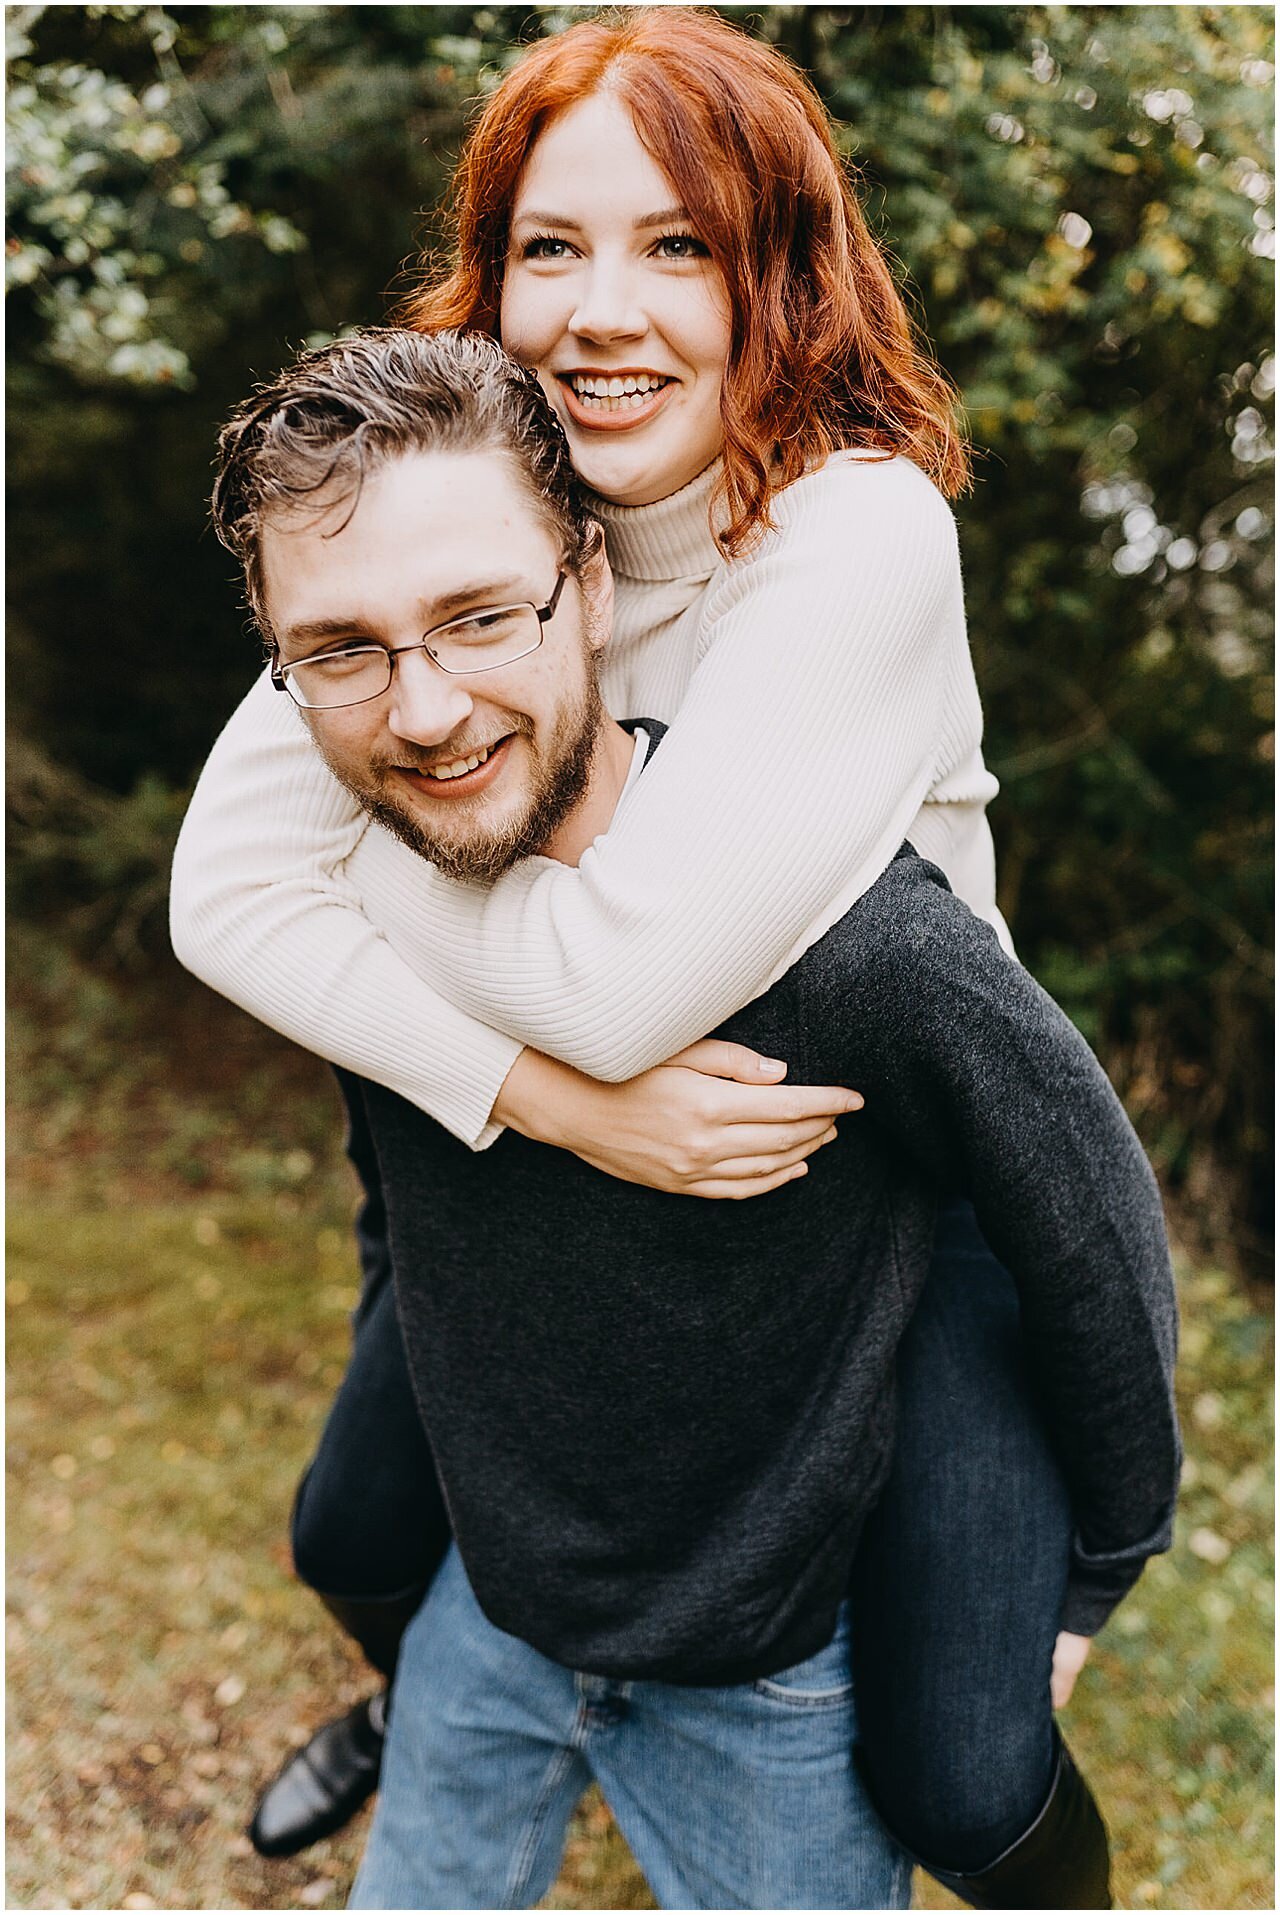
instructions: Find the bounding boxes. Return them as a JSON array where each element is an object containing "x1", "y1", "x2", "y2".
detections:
[
  {"x1": 8, "y1": 938, "x2": 1271, "y2": 1907},
  {"x1": 7, "y1": 1190, "x2": 1272, "y2": 1911}
]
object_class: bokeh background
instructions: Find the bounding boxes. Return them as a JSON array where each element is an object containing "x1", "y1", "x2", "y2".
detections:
[{"x1": 6, "y1": 5, "x2": 1274, "y2": 1909}]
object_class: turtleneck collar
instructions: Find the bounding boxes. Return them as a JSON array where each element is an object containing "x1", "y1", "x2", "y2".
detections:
[{"x1": 586, "y1": 458, "x2": 726, "y2": 585}]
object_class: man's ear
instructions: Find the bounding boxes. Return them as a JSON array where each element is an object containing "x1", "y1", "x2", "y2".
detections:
[{"x1": 580, "y1": 526, "x2": 614, "y2": 654}]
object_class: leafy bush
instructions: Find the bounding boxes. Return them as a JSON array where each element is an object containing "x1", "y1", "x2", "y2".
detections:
[{"x1": 6, "y1": 3, "x2": 1273, "y2": 1269}]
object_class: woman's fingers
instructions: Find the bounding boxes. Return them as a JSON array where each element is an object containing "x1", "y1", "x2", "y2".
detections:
[
  {"x1": 1050, "y1": 1629, "x2": 1092, "y2": 1709},
  {"x1": 703, "y1": 1129, "x2": 839, "y2": 1182},
  {"x1": 714, "y1": 1083, "x2": 863, "y2": 1125},
  {"x1": 710, "y1": 1117, "x2": 842, "y2": 1159},
  {"x1": 668, "y1": 1039, "x2": 790, "y2": 1082},
  {"x1": 671, "y1": 1040, "x2": 863, "y2": 1112},
  {"x1": 682, "y1": 1160, "x2": 816, "y2": 1200}
]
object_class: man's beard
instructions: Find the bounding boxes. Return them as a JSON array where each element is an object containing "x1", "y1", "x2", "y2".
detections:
[{"x1": 334, "y1": 675, "x2": 605, "y2": 885}]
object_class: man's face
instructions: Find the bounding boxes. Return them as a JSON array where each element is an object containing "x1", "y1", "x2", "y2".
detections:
[{"x1": 261, "y1": 448, "x2": 610, "y2": 883}]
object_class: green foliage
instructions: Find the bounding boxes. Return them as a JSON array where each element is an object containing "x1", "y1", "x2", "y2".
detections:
[
  {"x1": 5, "y1": 5, "x2": 1274, "y2": 1267},
  {"x1": 6, "y1": 4, "x2": 305, "y2": 385},
  {"x1": 766, "y1": 5, "x2": 1274, "y2": 1262}
]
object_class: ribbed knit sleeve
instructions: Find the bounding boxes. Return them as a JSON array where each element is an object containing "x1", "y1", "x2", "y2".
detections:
[
  {"x1": 357, "y1": 456, "x2": 975, "y2": 1078},
  {"x1": 168, "y1": 670, "x2": 521, "y2": 1148},
  {"x1": 171, "y1": 454, "x2": 987, "y2": 1111}
]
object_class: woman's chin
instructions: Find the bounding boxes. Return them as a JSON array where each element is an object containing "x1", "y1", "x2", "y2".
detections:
[{"x1": 569, "y1": 434, "x2": 717, "y2": 509}]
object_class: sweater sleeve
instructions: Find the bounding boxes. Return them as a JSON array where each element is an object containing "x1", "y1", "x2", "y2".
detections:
[
  {"x1": 336, "y1": 456, "x2": 974, "y2": 1078},
  {"x1": 168, "y1": 668, "x2": 521, "y2": 1149},
  {"x1": 171, "y1": 456, "x2": 971, "y2": 1094},
  {"x1": 832, "y1": 855, "x2": 1181, "y2": 1635}
]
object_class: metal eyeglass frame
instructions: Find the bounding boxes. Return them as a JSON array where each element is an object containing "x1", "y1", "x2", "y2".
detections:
[{"x1": 271, "y1": 570, "x2": 568, "y2": 710}]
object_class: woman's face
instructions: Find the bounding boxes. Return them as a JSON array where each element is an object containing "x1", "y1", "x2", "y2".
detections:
[{"x1": 501, "y1": 90, "x2": 732, "y2": 508}]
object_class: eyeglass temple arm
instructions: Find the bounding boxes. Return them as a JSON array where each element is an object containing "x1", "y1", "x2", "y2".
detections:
[{"x1": 537, "y1": 570, "x2": 568, "y2": 624}]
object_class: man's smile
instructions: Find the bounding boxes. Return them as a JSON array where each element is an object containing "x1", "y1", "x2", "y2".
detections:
[{"x1": 393, "y1": 733, "x2": 518, "y2": 800}]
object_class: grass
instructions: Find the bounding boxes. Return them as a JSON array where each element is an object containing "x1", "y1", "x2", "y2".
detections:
[{"x1": 6, "y1": 949, "x2": 1275, "y2": 1909}]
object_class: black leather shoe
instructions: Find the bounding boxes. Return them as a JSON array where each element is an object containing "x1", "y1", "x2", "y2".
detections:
[
  {"x1": 249, "y1": 1692, "x2": 386, "y2": 1858},
  {"x1": 923, "y1": 1735, "x2": 1112, "y2": 1909}
]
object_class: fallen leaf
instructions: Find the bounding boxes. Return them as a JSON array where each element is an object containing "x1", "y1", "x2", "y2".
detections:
[{"x1": 1192, "y1": 1391, "x2": 1224, "y2": 1430}]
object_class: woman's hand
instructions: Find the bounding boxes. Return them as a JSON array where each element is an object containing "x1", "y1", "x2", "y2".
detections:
[
  {"x1": 1050, "y1": 1630, "x2": 1092, "y2": 1709},
  {"x1": 492, "y1": 1042, "x2": 861, "y2": 1198}
]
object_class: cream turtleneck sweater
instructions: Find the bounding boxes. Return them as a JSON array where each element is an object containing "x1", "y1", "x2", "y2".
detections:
[{"x1": 170, "y1": 453, "x2": 1006, "y2": 1146}]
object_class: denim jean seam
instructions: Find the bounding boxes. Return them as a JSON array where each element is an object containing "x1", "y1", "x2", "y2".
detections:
[
  {"x1": 502, "y1": 1702, "x2": 589, "y2": 1908},
  {"x1": 751, "y1": 1678, "x2": 855, "y2": 1707}
]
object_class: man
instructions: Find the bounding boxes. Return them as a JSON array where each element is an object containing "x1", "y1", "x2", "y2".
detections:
[{"x1": 207, "y1": 328, "x2": 1179, "y2": 1908}]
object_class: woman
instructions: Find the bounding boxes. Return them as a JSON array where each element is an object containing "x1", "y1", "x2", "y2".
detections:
[{"x1": 172, "y1": 11, "x2": 1117, "y2": 1905}]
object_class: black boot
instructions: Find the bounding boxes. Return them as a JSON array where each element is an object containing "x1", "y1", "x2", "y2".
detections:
[
  {"x1": 248, "y1": 1589, "x2": 422, "y2": 1860},
  {"x1": 921, "y1": 1736, "x2": 1112, "y2": 1910}
]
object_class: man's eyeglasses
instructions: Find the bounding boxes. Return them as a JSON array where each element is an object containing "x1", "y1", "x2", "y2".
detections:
[{"x1": 272, "y1": 572, "x2": 568, "y2": 711}]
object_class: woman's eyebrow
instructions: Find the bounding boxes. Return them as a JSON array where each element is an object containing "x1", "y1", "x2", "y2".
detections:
[
  {"x1": 634, "y1": 206, "x2": 692, "y2": 230},
  {"x1": 511, "y1": 206, "x2": 690, "y2": 232},
  {"x1": 511, "y1": 209, "x2": 584, "y2": 231}
]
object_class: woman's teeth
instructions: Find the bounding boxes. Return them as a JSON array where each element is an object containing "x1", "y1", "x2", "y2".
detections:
[
  {"x1": 424, "y1": 744, "x2": 494, "y2": 781},
  {"x1": 570, "y1": 373, "x2": 669, "y2": 411}
]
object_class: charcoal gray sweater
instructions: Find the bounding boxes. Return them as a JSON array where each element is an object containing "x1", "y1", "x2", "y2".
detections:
[{"x1": 354, "y1": 723, "x2": 1179, "y2": 1684}]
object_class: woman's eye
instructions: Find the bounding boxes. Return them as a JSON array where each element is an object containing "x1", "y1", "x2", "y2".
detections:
[
  {"x1": 520, "y1": 233, "x2": 574, "y2": 261},
  {"x1": 653, "y1": 232, "x2": 709, "y2": 262}
]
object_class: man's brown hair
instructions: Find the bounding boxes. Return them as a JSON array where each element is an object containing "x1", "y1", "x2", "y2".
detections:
[{"x1": 212, "y1": 326, "x2": 601, "y2": 639}]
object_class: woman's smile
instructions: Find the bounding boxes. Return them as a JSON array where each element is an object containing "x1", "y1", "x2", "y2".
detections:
[
  {"x1": 501, "y1": 91, "x2": 732, "y2": 507},
  {"x1": 556, "y1": 367, "x2": 677, "y2": 430}
]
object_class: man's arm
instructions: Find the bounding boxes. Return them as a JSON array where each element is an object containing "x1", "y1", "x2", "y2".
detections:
[{"x1": 828, "y1": 849, "x2": 1180, "y2": 1636}]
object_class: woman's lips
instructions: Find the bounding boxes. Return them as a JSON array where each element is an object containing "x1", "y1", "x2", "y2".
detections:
[
  {"x1": 395, "y1": 733, "x2": 515, "y2": 802},
  {"x1": 557, "y1": 375, "x2": 674, "y2": 433}
]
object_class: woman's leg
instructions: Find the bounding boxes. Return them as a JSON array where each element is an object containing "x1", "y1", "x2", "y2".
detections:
[
  {"x1": 252, "y1": 1073, "x2": 452, "y2": 1857},
  {"x1": 290, "y1": 1269, "x2": 448, "y2": 1639},
  {"x1": 849, "y1": 1199, "x2": 1110, "y2": 1908},
  {"x1": 290, "y1": 1068, "x2": 451, "y2": 1637}
]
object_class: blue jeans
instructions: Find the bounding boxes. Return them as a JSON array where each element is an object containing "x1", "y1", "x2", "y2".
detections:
[{"x1": 349, "y1": 1546, "x2": 912, "y2": 1910}]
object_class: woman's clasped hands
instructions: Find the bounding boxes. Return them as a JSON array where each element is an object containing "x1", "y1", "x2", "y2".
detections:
[{"x1": 493, "y1": 1041, "x2": 862, "y2": 1198}]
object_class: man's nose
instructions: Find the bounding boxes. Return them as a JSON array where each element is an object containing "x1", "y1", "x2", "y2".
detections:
[
  {"x1": 384, "y1": 647, "x2": 476, "y2": 747},
  {"x1": 568, "y1": 255, "x2": 647, "y2": 344}
]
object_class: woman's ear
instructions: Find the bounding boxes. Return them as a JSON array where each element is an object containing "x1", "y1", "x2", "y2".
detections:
[{"x1": 580, "y1": 526, "x2": 614, "y2": 654}]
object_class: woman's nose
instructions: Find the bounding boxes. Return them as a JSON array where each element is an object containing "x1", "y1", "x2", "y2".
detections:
[
  {"x1": 568, "y1": 256, "x2": 647, "y2": 344},
  {"x1": 385, "y1": 648, "x2": 475, "y2": 747}
]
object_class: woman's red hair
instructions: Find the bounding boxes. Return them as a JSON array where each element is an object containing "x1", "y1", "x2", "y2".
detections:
[{"x1": 401, "y1": 8, "x2": 969, "y2": 552}]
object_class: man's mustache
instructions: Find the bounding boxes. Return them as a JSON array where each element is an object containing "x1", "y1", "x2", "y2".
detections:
[{"x1": 371, "y1": 716, "x2": 535, "y2": 778}]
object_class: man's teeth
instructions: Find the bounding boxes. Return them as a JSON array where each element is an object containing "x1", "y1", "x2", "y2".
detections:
[
  {"x1": 570, "y1": 373, "x2": 668, "y2": 410},
  {"x1": 423, "y1": 744, "x2": 494, "y2": 781}
]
